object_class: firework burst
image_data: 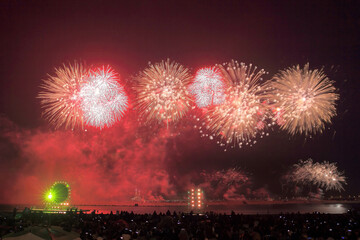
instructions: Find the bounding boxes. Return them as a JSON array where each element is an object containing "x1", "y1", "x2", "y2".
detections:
[
  {"x1": 134, "y1": 59, "x2": 192, "y2": 125},
  {"x1": 80, "y1": 66, "x2": 128, "y2": 129},
  {"x1": 39, "y1": 63, "x2": 128, "y2": 130},
  {"x1": 291, "y1": 159, "x2": 346, "y2": 192},
  {"x1": 189, "y1": 67, "x2": 225, "y2": 108},
  {"x1": 38, "y1": 63, "x2": 88, "y2": 129},
  {"x1": 268, "y1": 64, "x2": 338, "y2": 135},
  {"x1": 203, "y1": 60, "x2": 271, "y2": 147}
]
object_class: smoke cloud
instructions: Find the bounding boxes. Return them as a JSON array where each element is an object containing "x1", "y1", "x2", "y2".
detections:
[{"x1": 0, "y1": 114, "x2": 271, "y2": 204}]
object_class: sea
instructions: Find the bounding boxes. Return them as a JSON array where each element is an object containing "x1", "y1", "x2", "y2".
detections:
[{"x1": 1, "y1": 202, "x2": 360, "y2": 215}]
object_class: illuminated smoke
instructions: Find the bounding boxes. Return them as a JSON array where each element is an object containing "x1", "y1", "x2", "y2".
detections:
[{"x1": 200, "y1": 168, "x2": 251, "y2": 199}]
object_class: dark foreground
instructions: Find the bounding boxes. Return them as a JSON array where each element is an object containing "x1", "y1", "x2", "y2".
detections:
[{"x1": 1, "y1": 209, "x2": 360, "y2": 240}]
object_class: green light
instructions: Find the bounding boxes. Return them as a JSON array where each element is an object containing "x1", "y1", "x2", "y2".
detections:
[{"x1": 43, "y1": 182, "x2": 71, "y2": 205}]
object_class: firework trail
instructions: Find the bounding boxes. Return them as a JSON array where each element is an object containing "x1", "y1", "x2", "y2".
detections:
[
  {"x1": 38, "y1": 63, "x2": 88, "y2": 129},
  {"x1": 39, "y1": 63, "x2": 128, "y2": 129},
  {"x1": 80, "y1": 66, "x2": 128, "y2": 129},
  {"x1": 134, "y1": 59, "x2": 192, "y2": 125},
  {"x1": 291, "y1": 159, "x2": 346, "y2": 192},
  {"x1": 203, "y1": 60, "x2": 272, "y2": 147},
  {"x1": 189, "y1": 67, "x2": 225, "y2": 108},
  {"x1": 268, "y1": 64, "x2": 338, "y2": 135}
]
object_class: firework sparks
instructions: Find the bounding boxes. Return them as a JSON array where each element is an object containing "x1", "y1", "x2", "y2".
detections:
[
  {"x1": 203, "y1": 60, "x2": 271, "y2": 147},
  {"x1": 291, "y1": 159, "x2": 346, "y2": 192},
  {"x1": 189, "y1": 67, "x2": 225, "y2": 108},
  {"x1": 80, "y1": 66, "x2": 128, "y2": 129},
  {"x1": 39, "y1": 63, "x2": 128, "y2": 130},
  {"x1": 202, "y1": 168, "x2": 250, "y2": 186},
  {"x1": 134, "y1": 59, "x2": 192, "y2": 125},
  {"x1": 268, "y1": 64, "x2": 338, "y2": 135},
  {"x1": 38, "y1": 63, "x2": 88, "y2": 129}
]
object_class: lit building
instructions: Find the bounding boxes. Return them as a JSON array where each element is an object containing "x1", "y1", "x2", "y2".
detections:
[{"x1": 187, "y1": 188, "x2": 204, "y2": 209}]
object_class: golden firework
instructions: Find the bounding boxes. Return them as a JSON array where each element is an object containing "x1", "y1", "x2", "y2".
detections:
[
  {"x1": 204, "y1": 60, "x2": 270, "y2": 147},
  {"x1": 269, "y1": 64, "x2": 338, "y2": 135},
  {"x1": 38, "y1": 63, "x2": 88, "y2": 130},
  {"x1": 134, "y1": 59, "x2": 192, "y2": 125}
]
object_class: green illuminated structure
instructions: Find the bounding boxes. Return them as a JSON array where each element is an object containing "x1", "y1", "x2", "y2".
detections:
[{"x1": 44, "y1": 181, "x2": 71, "y2": 209}]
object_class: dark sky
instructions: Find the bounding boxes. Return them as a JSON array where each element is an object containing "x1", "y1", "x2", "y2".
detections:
[{"x1": 0, "y1": 0, "x2": 359, "y2": 204}]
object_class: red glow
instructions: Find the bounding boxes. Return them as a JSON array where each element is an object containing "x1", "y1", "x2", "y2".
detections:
[{"x1": 0, "y1": 115, "x2": 177, "y2": 204}]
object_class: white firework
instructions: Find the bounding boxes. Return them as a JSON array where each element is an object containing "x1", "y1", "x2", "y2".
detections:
[
  {"x1": 80, "y1": 66, "x2": 128, "y2": 128},
  {"x1": 189, "y1": 67, "x2": 225, "y2": 108}
]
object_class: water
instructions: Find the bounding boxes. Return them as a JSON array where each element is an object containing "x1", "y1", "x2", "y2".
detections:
[
  {"x1": 2, "y1": 202, "x2": 359, "y2": 215},
  {"x1": 77, "y1": 203, "x2": 359, "y2": 214}
]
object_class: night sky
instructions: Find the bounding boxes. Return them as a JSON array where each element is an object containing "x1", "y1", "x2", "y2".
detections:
[{"x1": 0, "y1": 0, "x2": 359, "y2": 204}]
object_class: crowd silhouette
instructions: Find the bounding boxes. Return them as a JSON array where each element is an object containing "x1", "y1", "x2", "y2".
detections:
[{"x1": 1, "y1": 208, "x2": 360, "y2": 240}]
